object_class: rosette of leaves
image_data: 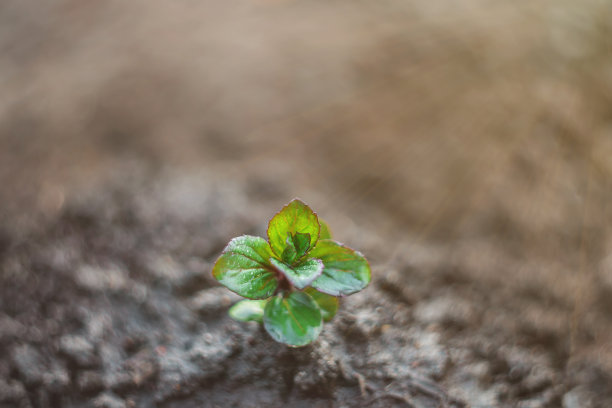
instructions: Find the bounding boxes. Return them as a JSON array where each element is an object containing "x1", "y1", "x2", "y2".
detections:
[{"x1": 212, "y1": 199, "x2": 371, "y2": 347}]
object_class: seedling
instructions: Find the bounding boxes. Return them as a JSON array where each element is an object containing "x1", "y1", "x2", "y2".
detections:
[{"x1": 212, "y1": 199, "x2": 371, "y2": 347}]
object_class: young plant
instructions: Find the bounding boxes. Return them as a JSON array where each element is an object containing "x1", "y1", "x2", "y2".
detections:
[{"x1": 212, "y1": 199, "x2": 371, "y2": 347}]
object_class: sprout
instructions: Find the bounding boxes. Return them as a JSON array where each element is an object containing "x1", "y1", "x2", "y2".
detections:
[{"x1": 212, "y1": 199, "x2": 370, "y2": 346}]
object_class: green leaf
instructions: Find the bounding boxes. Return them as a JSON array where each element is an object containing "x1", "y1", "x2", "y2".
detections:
[
  {"x1": 304, "y1": 287, "x2": 338, "y2": 322},
  {"x1": 269, "y1": 257, "x2": 323, "y2": 289},
  {"x1": 267, "y1": 199, "x2": 320, "y2": 259},
  {"x1": 281, "y1": 236, "x2": 298, "y2": 264},
  {"x1": 263, "y1": 292, "x2": 322, "y2": 347},
  {"x1": 281, "y1": 232, "x2": 313, "y2": 264},
  {"x1": 318, "y1": 219, "x2": 332, "y2": 240},
  {"x1": 229, "y1": 299, "x2": 268, "y2": 322},
  {"x1": 291, "y1": 232, "x2": 312, "y2": 259},
  {"x1": 212, "y1": 235, "x2": 278, "y2": 299},
  {"x1": 309, "y1": 240, "x2": 371, "y2": 296}
]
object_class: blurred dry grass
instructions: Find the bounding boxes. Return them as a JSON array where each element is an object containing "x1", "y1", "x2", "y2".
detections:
[{"x1": 1, "y1": 0, "x2": 611, "y2": 370}]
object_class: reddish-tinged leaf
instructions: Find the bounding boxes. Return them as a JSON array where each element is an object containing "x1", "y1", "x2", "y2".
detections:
[{"x1": 212, "y1": 236, "x2": 278, "y2": 299}]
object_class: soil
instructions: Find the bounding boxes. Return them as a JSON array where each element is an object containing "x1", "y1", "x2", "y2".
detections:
[
  {"x1": 1, "y1": 1, "x2": 612, "y2": 407},
  {"x1": 0, "y1": 168, "x2": 610, "y2": 408}
]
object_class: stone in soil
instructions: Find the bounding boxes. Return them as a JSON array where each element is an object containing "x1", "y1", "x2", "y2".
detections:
[
  {"x1": 59, "y1": 334, "x2": 99, "y2": 368},
  {"x1": 12, "y1": 345, "x2": 45, "y2": 385},
  {"x1": 155, "y1": 347, "x2": 207, "y2": 402},
  {"x1": 76, "y1": 264, "x2": 128, "y2": 293},
  {"x1": 77, "y1": 370, "x2": 105, "y2": 394},
  {"x1": 12, "y1": 344, "x2": 70, "y2": 391},
  {"x1": 0, "y1": 314, "x2": 25, "y2": 342},
  {"x1": 123, "y1": 349, "x2": 159, "y2": 387},
  {"x1": 0, "y1": 379, "x2": 28, "y2": 406},
  {"x1": 413, "y1": 294, "x2": 475, "y2": 327},
  {"x1": 187, "y1": 287, "x2": 241, "y2": 316},
  {"x1": 93, "y1": 392, "x2": 127, "y2": 408},
  {"x1": 189, "y1": 330, "x2": 237, "y2": 376},
  {"x1": 292, "y1": 338, "x2": 339, "y2": 396},
  {"x1": 562, "y1": 385, "x2": 596, "y2": 408}
]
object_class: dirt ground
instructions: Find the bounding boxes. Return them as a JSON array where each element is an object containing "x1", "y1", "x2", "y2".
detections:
[{"x1": 1, "y1": 1, "x2": 612, "y2": 407}]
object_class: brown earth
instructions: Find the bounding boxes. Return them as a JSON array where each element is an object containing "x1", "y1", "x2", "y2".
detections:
[{"x1": 1, "y1": 1, "x2": 611, "y2": 407}]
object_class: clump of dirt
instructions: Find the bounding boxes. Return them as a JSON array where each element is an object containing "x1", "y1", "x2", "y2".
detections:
[{"x1": 1, "y1": 170, "x2": 610, "y2": 408}]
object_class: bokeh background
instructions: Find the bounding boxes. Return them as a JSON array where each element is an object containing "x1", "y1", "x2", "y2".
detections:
[{"x1": 1, "y1": 0, "x2": 611, "y2": 404}]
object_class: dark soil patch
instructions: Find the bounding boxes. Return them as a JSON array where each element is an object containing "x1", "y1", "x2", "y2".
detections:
[{"x1": 1, "y1": 171, "x2": 610, "y2": 408}]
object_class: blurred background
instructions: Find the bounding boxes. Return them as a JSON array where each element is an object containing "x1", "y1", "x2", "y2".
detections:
[{"x1": 1, "y1": 0, "x2": 611, "y2": 401}]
